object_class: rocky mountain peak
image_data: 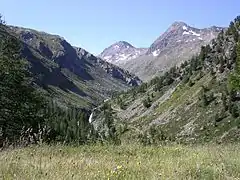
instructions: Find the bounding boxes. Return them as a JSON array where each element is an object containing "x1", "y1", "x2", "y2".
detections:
[
  {"x1": 169, "y1": 21, "x2": 188, "y2": 29},
  {"x1": 147, "y1": 22, "x2": 223, "y2": 57},
  {"x1": 118, "y1": 22, "x2": 224, "y2": 81},
  {"x1": 113, "y1": 41, "x2": 134, "y2": 49},
  {"x1": 99, "y1": 41, "x2": 147, "y2": 65}
]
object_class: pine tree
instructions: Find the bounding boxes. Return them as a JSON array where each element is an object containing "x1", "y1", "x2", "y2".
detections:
[
  {"x1": 143, "y1": 96, "x2": 151, "y2": 108},
  {"x1": 0, "y1": 24, "x2": 46, "y2": 145},
  {"x1": 235, "y1": 16, "x2": 240, "y2": 30},
  {"x1": 219, "y1": 56, "x2": 225, "y2": 73},
  {"x1": 0, "y1": 14, "x2": 5, "y2": 25}
]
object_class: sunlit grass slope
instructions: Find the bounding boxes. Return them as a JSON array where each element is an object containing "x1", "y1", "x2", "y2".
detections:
[{"x1": 1, "y1": 144, "x2": 240, "y2": 180}]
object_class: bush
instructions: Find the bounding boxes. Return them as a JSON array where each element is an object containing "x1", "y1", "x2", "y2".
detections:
[
  {"x1": 188, "y1": 80, "x2": 195, "y2": 87},
  {"x1": 230, "y1": 103, "x2": 239, "y2": 118},
  {"x1": 142, "y1": 97, "x2": 151, "y2": 108}
]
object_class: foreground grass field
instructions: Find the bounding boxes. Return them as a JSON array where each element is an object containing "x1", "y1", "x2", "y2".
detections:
[{"x1": 1, "y1": 144, "x2": 240, "y2": 180}]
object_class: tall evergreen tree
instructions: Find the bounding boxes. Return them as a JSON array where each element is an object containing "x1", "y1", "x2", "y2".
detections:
[{"x1": 0, "y1": 22, "x2": 46, "y2": 145}]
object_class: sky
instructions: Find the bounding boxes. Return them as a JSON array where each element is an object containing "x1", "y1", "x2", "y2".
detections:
[{"x1": 1, "y1": 0, "x2": 240, "y2": 55}]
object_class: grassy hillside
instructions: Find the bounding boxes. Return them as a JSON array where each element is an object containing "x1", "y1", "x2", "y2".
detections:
[
  {"x1": 1, "y1": 144, "x2": 240, "y2": 179},
  {"x1": 91, "y1": 16, "x2": 240, "y2": 144}
]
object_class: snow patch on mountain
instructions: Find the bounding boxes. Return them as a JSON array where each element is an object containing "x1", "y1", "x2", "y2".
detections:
[
  {"x1": 99, "y1": 41, "x2": 147, "y2": 65},
  {"x1": 189, "y1": 30, "x2": 200, "y2": 36},
  {"x1": 152, "y1": 50, "x2": 159, "y2": 57},
  {"x1": 183, "y1": 31, "x2": 190, "y2": 35},
  {"x1": 183, "y1": 30, "x2": 201, "y2": 37},
  {"x1": 183, "y1": 25, "x2": 188, "y2": 30}
]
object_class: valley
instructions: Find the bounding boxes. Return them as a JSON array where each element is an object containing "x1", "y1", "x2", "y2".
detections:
[{"x1": 1, "y1": 7, "x2": 240, "y2": 179}]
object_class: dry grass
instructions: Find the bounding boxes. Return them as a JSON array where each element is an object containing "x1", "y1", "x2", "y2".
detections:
[{"x1": 1, "y1": 143, "x2": 240, "y2": 180}]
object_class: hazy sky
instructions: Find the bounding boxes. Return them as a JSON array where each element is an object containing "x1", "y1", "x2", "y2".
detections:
[{"x1": 1, "y1": 0, "x2": 239, "y2": 55}]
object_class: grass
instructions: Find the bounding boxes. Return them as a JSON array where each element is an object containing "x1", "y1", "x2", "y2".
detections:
[{"x1": 1, "y1": 144, "x2": 240, "y2": 180}]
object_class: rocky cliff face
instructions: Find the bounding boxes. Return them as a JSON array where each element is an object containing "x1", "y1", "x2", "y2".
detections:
[
  {"x1": 8, "y1": 26, "x2": 142, "y2": 108},
  {"x1": 75, "y1": 47, "x2": 142, "y2": 86}
]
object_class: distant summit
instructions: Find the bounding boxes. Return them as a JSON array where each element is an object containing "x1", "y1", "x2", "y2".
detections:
[
  {"x1": 99, "y1": 41, "x2": 147, "y2": 64},
  {"x1": 99, "y1": 21, "x2": 224, "y2": 81}
]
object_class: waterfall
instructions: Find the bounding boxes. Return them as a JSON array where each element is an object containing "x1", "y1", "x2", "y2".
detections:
[
  {"x1": 104, "y1": 98, "x2": 110, "y2": 103},
  {"x1": 88, "y1": 98, "x2": 109, "y2": 124},
  {"x1": 88, "y1": 112, "x2": 93, "y2": 123}
]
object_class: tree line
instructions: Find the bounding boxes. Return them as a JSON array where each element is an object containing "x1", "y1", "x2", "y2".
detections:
[{"x1": 0, "y1": 16, "x2": 93, "y2": 147}]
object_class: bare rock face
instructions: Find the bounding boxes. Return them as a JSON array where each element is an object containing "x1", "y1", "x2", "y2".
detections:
[
  {"x1": 99, "y1": 22, "x2": 224, "y2": 81},
  {"x1": 7, "y1": 26, "x2": 142, "y2": 108}
]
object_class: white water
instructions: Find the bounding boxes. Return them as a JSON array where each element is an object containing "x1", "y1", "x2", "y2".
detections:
[
  {"x1": 88, "y1": 98, "x2": 110, "y2": 124},
  {"x1": 88, "y1": 112, "x2": 93, "y2": 123}
]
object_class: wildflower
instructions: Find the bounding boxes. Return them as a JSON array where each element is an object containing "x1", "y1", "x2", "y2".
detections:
[{"x1": 117, "y1": 165, "x2": 122, "y2": 169}]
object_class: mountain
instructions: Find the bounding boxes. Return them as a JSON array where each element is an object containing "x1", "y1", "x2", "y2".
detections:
[
  {"x1": 5, "y1": 26, "x2": 141, "y2": 109},
  {"x1": 91, "y1": 17, "x2": 240, "y2": 144},
  {"x1": 99, "y1": 41, "x2": 147, "y2": 65},
  {"x1": 102, "y1": 22, "x2": 224, "y2": 81}
]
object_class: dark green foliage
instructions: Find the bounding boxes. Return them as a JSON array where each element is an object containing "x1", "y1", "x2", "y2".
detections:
[
  {"x1": 0, "y1": 14, "x2": 5, "y2": 25},
  {"x1": 229, "y1": 90, "x2": 239, "y2": 102},
  {"x1": 142, "y1": 96, "x2": 151, "y2": 108},
  {"x1": 153, "y1": 77, "x2": 164, "y2": 92},
  {"x1": 231, "y1": 45, "x2": 237, "y2": 64},
  {"x1": 131, "y1": 89, "x2": 137, "y2": 99},
  {"x1": 216, "y1": 44, "x2": 223, "y2": 53},
  {"x1": 226, "y1": 21, "x2": 239, "y2": 42},
  {"x1": 0, "y1": 19, "x2": 95, "y2": 146},
  {"x1": 180, "y1": 61, "x2": 188, "y2": 69},
  {"x1": 228, "y1": 42, "x2": 240, "y2": 91},
  {"x1": 188, "y1": 80, "x2": 195, "y2": 87},
  {"x1": 217, "y1": 30, "x2": 224, "y2": 42},
  {"x1": 210, "y1": 67, "x2": 215, "y2": 75},
  {"x1": 230, "y1": 103, "x2": 239, "y2": 118},
  {"x1": 219, "y1": 56, "x2": 225, "y2": 73},
  {"x1": 117, "y1": 97, "x2": 125, "y2": 110},
  {"x1": 163, "y1": 72, "x2": 174, "y2": 86},
  {"x1": 102, "y1": 102, "x2": 120, "y2": 144},
  {"x1": 201, "y1": 93, "x2": 209, "y2": 107},
  {"x1": 221, "y1": 93, "x2": 228, "y2": 111},
  {"x1": 182, "y1": 75, "x2": 190, "y2": 84},
  {"x1": 0, "y1": 23, "x2": 47, "y2": 146},
  {"x1": 45, "y1": 101, "x2": 91, "y2": 144},
  {"x1": 200, "y1": 86, "x2": 215, "y2": 107},
  {"x1": 137, "y1": 83, "x2": 147, "y2": 93},
  {"x1": 215, "y1": 112, "x2": 226, "y2": 123},
  {"x1": 235, "y1": 16, "x2": 240, "y2": 30},
  {"x1": 169, "y1": 66, "x2": 178, "y2": 78},
  {"x1": 149, "y1": 76, "x2": 160, "y2": 86}
]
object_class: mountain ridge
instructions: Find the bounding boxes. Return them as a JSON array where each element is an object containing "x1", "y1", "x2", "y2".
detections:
[
  {"x1": 5, "y1": 25, "x2": 142, "y2": 109},
  {"x1": 99, "y1": 22, "x2": 225, "y2": 81}
]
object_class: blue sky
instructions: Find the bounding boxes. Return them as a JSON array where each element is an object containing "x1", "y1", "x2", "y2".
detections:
[{"x1": 1, "y1": 0, "x2": 240, "y2": 55}]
